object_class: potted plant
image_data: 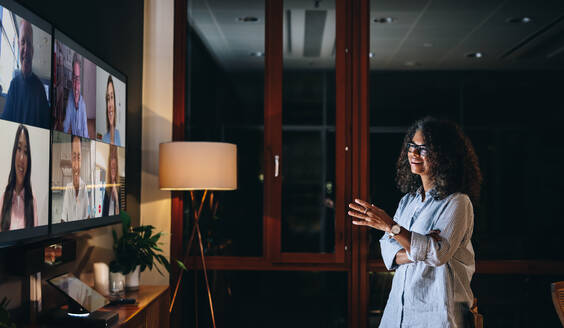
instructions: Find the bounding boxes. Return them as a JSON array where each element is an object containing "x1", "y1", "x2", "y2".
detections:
[{"x1": 110, "y1": 211, "x2": 170, "y2": 291}]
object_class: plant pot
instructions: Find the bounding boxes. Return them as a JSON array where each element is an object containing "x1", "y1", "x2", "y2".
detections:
[
  {"x1": 125, "y1": 265, "x2": 140, "y2": 291},
  {"x1": 109, "y1": 272, "x2": 125, "y2": 298}
]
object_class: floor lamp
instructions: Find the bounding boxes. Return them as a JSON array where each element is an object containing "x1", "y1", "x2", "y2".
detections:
[{"x1": 159, "y1": 141, "x2": 237, "y2": 328}]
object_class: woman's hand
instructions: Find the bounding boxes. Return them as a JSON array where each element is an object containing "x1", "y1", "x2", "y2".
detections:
[
  {"x1": 395, "y1": 249, "x2": 413, "y2": 265},
  {"x1": 427, "y1": 229, "x2": 442, "y2": 242},
  {"x1": 348, "y1": 198, "x2": 394, "y2": 232}
]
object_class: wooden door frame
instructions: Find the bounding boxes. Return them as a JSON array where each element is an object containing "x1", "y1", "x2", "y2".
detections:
[{"x1": 172, "y1": 0, "x2": 369, "y2": 326}]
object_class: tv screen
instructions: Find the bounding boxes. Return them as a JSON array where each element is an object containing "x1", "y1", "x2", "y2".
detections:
[
  {"x1": 0, "y1": 2, "x2": 127, "y2": 245},
  {"x1": 0, "y1": 0, "x2": 51, "y2": 244},
  {"x1": 50, "y1": 30, "x2": 126, "y2": 235}
]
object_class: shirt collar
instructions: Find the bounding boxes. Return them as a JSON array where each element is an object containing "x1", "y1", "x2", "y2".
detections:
[
  {"x1": 417, "y1": 186, "x2": 435, "y2": 200},
  {"x1": 13, "y1": 188, "x2": 25, "y2": 199}
]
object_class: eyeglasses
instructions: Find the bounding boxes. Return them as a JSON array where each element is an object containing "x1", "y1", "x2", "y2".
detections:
[
  {"x1": 406, "y1": 142, "x2": 428, "y2": 157},
  {"x1": 72, "y1": 75, "x2": 80, "y2": 84}
]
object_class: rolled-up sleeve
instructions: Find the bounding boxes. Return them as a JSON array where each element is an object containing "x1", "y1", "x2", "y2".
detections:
[
  {"x1": 407, "y1": 194, "x2": 473, "y2": 266},
  {"x1": 379, "y1": 194, "x2": 410, "y2": 270},
  {"x1": 380, "y1": 234, "x2": 403, "y2": 270}
]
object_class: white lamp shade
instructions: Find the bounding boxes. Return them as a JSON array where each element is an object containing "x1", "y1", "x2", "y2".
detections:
[{"x1": 159, "y1": 142, "x2": 237, "y2": 190}]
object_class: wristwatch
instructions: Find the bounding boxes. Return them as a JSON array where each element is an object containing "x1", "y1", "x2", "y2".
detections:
[{"x1": 388, "y1": 224, "x2": 401, "y2": 238}]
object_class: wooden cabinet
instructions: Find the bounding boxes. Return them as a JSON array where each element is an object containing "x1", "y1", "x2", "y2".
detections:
[{"x1": 105, "y1": 285, "x2": 169, "y2": 328}]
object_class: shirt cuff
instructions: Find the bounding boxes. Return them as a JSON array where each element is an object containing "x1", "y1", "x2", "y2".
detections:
[
  {"x1": 407, "y1": 231, "x2": 428, "y2": 262},
  {"x1": 380, "y1": 239, "x2": 403, "y2": 270}
]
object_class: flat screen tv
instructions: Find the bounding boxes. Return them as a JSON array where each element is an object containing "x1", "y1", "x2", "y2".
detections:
[
  {"x1": 0, "y1": 0, "x2": 127, "y2": 245},
  {"x1": 0, "y1": 0, "x2": 51, "y2": 244}
]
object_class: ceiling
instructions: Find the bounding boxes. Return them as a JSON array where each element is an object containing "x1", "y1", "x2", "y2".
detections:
[{"x1": 188, "y1": 0, "x2": 564, "y2": 71}]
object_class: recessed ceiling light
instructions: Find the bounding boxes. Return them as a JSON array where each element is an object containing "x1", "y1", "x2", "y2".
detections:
[
  {"x1": 250, "y1": 51, "x2": 265, "y2": 57},
  {"x1": 369, "y1": 52, "x2": 375, "y2": 58},
  {"x1": 374, "y1": 17, "x2": 396, "y2": 24},
  {"x1": 466, "y1": 52, "x2": 483, "y2": 59},
  {"x1": 237, "y1": 16, "x2": 260, "y2": 23},
  {"x1": 506, "y1": 16, "x2": 532, "y2": 24},
  {"x1": 404, "y1": 61, "x2": 421, "y2": 67}
]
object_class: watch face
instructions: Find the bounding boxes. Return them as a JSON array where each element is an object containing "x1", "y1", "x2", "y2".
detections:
[{"x1": 391, "y1": 224, "x2": 401, "y2": 234}]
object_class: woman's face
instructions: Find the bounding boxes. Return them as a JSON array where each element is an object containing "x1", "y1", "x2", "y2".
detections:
[
  {"x1": 408, "y1": 130, "x2": 430, "y2": 178},
  {"x1": 110, "y1": 157, "x2": 117, "y2": 183},
  {"x1": 107, "y1": 82, "x2": 115, "y2": 128},
  {"x1": 15, "y1": 132, "x2": 29, "y2": 189}
]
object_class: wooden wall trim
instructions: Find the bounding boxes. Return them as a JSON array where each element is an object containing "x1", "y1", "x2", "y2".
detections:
[
  {"x1": 475, "y1": 260, "x2": 564, "y2": 275},
  {"x1": 187, "y1": 256, "x2": 350, "y2": 271},
  {"x1": 356, "y1": 1, "x2": 370, "y2": 327},
  {"x1": 367, "y1": 259, "x2": 564, "y2": 275},
  {"x1": 172, "y1": 0, "x2": 187, "y2": 325},
  {"x1": 264, "y1": 0, "x2": 283, "y2": 262}
]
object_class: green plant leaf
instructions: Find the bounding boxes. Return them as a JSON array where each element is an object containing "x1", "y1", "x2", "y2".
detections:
[
  {"x1": 111, "y1": 211, "x2": 170, "y2": 276},
  {"x1": 176, "y1": 260, "x2": 188, "y2": 271}
]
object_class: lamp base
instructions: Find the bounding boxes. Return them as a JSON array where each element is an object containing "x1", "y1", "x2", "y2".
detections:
[{"x1": 170, "y1": 190, "x2": 217, "y2": 328}]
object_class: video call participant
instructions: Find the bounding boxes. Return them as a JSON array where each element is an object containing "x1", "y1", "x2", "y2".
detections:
[
  {"x1": 0, "y1": 125, "x2": 38, "y2": 231},
  {"x1": 61, "y1": 135, "x2": 89, "y2": 221},
  {"x1": 102, "y1": 76, "x2": 121, "y2": 146},
  {"x1": 1, "y1": 20, "x2": 50, "y2": 129},
  {"x1": 102, "y1": 145, "x2": 120, "y2": 216},
  {"x1": 63, "y1": 54, "x2": 88, "y2": 138}
]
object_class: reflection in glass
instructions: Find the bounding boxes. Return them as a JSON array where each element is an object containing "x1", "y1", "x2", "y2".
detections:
[
  {"x1": 281, "y1": 0, "x2": 336, "y2": 253},
  {"x1": 368, "y1": 133, "x2": 404, "y2": 259},
  {"x1": 186, "y1": 0, "x2": 265, "y2": 256}
]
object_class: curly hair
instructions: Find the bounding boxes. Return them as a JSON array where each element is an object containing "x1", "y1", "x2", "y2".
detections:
[{"x1": 396, "y1": 117, "x2": 482, "y2": 205}]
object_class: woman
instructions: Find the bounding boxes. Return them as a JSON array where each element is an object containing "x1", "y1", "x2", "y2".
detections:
[
  {"x1": 0, "y1": 125, "x2": 38, "y2": 231},
  {"x1": 102, "y1": 75, "x2": 121, "y2": 146},
  {"x1": 102, "y1": 145, "x2": 120, "y2": 216},
  {"x1": 349, "y1": 117, "x2": 482, "y2": 327}
]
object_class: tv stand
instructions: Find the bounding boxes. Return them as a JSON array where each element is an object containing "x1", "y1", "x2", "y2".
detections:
[
  {"x1": 101, "y1": 285, "x2": 169, "y2": 328},
  {"x1": 27, "y1": 285, "x2": 169, "y2": 328}
]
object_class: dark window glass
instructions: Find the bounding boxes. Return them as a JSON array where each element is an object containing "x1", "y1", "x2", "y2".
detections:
[
  {"x1": 186, "y1": 0, "x2": 264, "y2": 256},
  {"x1": 281, "y1": 0, "x2": 336, "y2": 253},
  {"x1": 368, "y1": 71, "x2": 564, "y2": 260}
]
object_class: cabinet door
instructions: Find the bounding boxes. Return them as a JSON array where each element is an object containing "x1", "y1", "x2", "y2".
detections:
[{"x1": 145, "y1": 289, "x2": 170, "y2": 328}]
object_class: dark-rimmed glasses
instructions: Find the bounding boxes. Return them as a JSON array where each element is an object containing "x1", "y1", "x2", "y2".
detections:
[{"x1": 406, "y1": 142, "x2": 428, "y2": 157}]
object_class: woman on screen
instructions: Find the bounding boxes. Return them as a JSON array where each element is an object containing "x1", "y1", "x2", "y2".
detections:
[
  {"x1": 0, "y1": 125, "x2": 38, "y2": 231},
  {"x1": 102, "y1": 145, "x2": 120, "y2": 216},
  {"x1": 102, "y1": 76, "x2": 121, "y2": 146}
]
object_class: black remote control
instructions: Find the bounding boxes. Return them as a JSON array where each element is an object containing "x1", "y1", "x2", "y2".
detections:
[{"x1": 107, "y1": 298, "x2": 136, "y2": 306}]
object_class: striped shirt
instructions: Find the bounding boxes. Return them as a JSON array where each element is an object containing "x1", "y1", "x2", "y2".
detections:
[{"x1": 379, "y1": 190, "x2": 475, "y2": 328}]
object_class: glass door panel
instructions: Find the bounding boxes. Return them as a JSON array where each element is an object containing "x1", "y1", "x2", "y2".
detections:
[
  {"x1": 281, "y1": 0, "x2": 336, "y2": 254},
  {"x1": 186, "y1": 0, "x2": 265, "y2": 256}
]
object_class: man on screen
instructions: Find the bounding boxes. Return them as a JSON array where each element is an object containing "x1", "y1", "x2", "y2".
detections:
[
  {"x1": 61, "y1": 136, "x2": 89, "y2": 221},
  {"x1": 1, "y1": 20, "x2": 50, "y2": 128},
  {"x1": 62, "y1": 54, "x2": 89, "y2": 138}
]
